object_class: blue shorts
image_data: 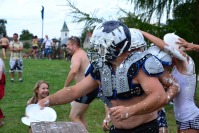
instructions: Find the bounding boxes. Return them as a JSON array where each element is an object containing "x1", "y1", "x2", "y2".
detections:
[
  {"x1": 158, "y1": 109, "x2": 168, "y2": 128},
  {"x1": 45, "y1": 48, "x2": 52, "y2": 55}
]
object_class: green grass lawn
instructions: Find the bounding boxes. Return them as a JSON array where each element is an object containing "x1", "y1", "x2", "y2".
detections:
[{"x1": 0, "y1": 58, "x2": 199, "y2": 133}]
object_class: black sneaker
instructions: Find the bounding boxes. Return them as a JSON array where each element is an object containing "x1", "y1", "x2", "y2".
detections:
[
  {"x1": 11, "y1": 79, "x2": 14, "y2": 82},
  {"x1": 19, "y1": 79, "x2": 23, "y2": 82}
]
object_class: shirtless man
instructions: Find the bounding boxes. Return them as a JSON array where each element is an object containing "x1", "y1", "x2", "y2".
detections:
[
  {"x1": 64, "y1": 36, "x2": 98, "y2": 129},
  {"x1": 38, "y1": 20, "x2": 167, "y2": 132},
  {"x1": 0, "y1": 34, "x2": 9, "y2": 59}
]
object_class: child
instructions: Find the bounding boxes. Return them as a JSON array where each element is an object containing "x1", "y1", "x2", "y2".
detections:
[
  {"x1": 27, "y1": 80, "x2": 49, "y2": 105},
  {"x1": 0, "y1": 58, "x2": 6, "y2": 128},
  {"x1": 25, "y1": 80, "x2": 49, "y2": 133}
]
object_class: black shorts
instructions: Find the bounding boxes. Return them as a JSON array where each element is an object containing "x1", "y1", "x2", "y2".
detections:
[
  {"x1": 2, "y1": 45, "x2": 8, "y2": 49},
  {"x1": 32, "y1": 46, "x2": 38, "y2": 50},
  {"x1": 110, "y1": 119, "x2": 158, "y2": 133},
  {"x1": 75, "y1": 88, "x2": 99, "y2": 104}
]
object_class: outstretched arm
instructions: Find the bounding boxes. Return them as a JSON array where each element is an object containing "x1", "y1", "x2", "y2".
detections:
[
  {"x1": 141, "y1": 30, "x2": 186, "y2": 61},
  {"x1": 38, "y1": 75, "x2": 99, "y2": 108},
  {"x1": 177, "y1": 38, "x2": 199, "y2": 52},
  {"x1": 141, "y1": 30, "x2": 167, "y2": 50}
]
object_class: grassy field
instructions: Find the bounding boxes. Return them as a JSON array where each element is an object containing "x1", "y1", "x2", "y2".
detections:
[{"x1": 0, "y1": 56, "x2": 199, "y2": 133}]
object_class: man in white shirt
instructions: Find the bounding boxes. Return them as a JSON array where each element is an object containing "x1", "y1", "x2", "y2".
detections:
[
  {"x1": 42, "y1": 35, "x2": 53, "y2": 60},
  {"x1": 9, "y1": 33, "x2": 23, "y2": 82}
]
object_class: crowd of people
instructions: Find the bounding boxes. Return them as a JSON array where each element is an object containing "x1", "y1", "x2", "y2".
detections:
[{"x1": 0, "y1": 20, "x2": 199, "y2": 133}]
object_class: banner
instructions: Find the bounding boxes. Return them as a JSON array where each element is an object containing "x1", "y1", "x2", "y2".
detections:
[{"x1": 41, "y1": 6, "x2": 44, "y2": 20}]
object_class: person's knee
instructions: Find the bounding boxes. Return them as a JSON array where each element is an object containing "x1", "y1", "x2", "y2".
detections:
[{"x1": 69, "y1": 113, "x2": 80, "y2": 121}]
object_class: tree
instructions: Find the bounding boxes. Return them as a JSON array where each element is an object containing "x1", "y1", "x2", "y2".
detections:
[
  {"x1": 165, "y1": 2, "x2": 199, "y2": 75},
  {"x1": 19, "y1": 30, "x2": 34, "y2": 40},
  {"x1": 0, "y1": 19, "x2": 7, "y2": 36},
  {"x1": 129, "y1": 0, "x2": 199, "y2": 42}
]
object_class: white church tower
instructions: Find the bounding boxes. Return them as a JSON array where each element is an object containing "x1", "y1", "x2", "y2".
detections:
[{"x1": 61, "y1": 21, "x2": 69, "y2": 45}]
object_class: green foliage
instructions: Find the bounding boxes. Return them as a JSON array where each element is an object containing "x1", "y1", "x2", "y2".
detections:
[
  {"x1": 164, "y1": 2, "x2": 199, "y2": 74},
  {"x1": 120, "y1": 12, "x2": 174, "y2": 48},
  {"x1": 19, "y1": 30, "x2": 34, "y2": 40},
  {"x1": 166, "y1": 2, "x2": 194, "y2": 41},
  {"x1": 23, "y1": 42, "x2": 31, "y2": 49},
  {"x1": 0, "y1": 19, "x2": 7, "y2": 36}
]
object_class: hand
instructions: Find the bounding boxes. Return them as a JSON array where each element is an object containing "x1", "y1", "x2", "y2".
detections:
[
  {"x1": 37, "y1": 97, "x2": 50, "y2": 109},
  {"x1": 177, "y1": 38, "x2": 194, "y2": 51},
  {"x1": 164, "y1": 45, "x2": 186, "y2": 61},
  {"x1": 109, "y1": 106, "x2": 129, "y2": 121},
  {"x1": 102, "y1": 114, "x2": 111, "y2": 132},
  {"x1": 176, "y1": 38, "x2": 189, "y2": 47}
]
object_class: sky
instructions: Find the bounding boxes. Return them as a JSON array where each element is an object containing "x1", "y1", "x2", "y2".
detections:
[{"x1": 0, "y1": 0, "x2": 134, "y2": 39}]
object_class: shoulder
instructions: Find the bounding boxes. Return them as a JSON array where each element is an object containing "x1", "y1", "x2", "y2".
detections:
[
  {"x1": 9, "y1": 41, "x2": 14, "y2": 46},
  {"x1": 18, "y1": 41, "x2": 23, "y2": 44},
  {"x1": 80, "y1": 49, "x2": 88, "y2": 57},
  {"x1": 74, "y1": 49, "x2": 86, "y2": 59},
  {"x1": 136, "y1": 68, "x2": 160, "y2": 85},
  {"x1": 142, "y1": 55, "x2": 164, "y2": 76},
  {"x1": 27, "y1": 97, "x2": 34, "y2": 105}
]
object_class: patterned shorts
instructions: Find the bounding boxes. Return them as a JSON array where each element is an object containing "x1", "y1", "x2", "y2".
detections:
[
  {"x1": 158, "y1": 109, "x2": 168, "y2": 128},
  {"x1": 9, "y1": 59, "x2": 23, "y2": 72},
  {"x1": 176, "y1": 114, "x2": 199, "y2": 130}
]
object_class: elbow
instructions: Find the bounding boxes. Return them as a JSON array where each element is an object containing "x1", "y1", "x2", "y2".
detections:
[
  {"x1": 165, "y1": 84, "x2": 180, "y2": 105},
  {"x1": 70, "y1": 70, "x2": 77, "y2": 76}
]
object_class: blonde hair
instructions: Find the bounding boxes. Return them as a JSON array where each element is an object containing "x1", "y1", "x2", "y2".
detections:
[{"x1": 29, "y1": 80, "x2": 49, "y2": 104}]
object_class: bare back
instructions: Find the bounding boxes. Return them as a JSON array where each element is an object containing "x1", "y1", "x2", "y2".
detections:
[
  {"x1": 71, "y1": 49, "x2": 90, "y2": 83},
  {"x1": 0, "y1": 37, "x2": 9, "y2": 46}
]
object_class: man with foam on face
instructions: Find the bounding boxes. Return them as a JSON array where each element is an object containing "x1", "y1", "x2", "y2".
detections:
[{"x1": 38, "y1": 20, "x2": 167, "y2": 133}]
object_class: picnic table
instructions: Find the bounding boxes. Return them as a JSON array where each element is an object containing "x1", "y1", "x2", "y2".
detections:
[{"x1": 30, "y1": 121, "x2": 88, "y2": 133}]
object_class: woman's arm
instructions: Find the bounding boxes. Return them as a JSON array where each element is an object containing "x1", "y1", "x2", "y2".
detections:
[
  {"x1": 141, "y1": 30, "x2": 186, "y2": 61},
  {"x1": 177, "y1": 38, "x2": 199, "y2": 52}
]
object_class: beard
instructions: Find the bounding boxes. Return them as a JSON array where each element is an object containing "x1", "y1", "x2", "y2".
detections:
[{"x1": 66, "y1": 48, "x2": 74, "y2": 56}]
